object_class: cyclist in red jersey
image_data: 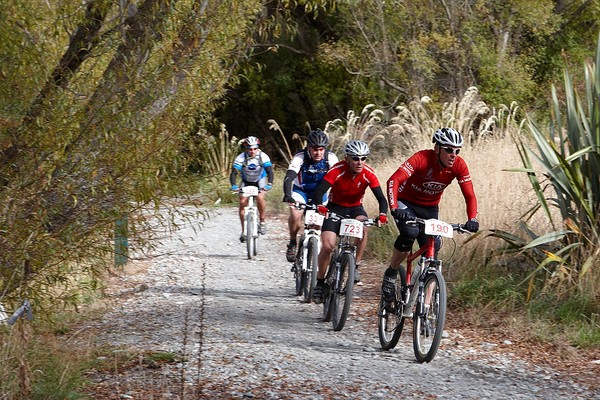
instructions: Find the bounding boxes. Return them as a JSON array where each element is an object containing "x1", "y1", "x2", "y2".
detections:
[
  {"x1": 311, "y1": 140, "x2": 388, "y2": 304},
  {"x1": 381, "y1": 128, "x2": 480, "y2": 301}
]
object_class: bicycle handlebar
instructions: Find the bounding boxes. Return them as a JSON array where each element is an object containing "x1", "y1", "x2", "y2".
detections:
[
  {"x1": 405, "y1": 217, "x2": 471, "y2": 234},
  {"x1": 326, "y1": 210, "x2": 378, "y2": 227}
]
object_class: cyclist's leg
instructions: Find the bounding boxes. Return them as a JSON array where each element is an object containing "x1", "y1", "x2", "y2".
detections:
[
  {"x1": 317, "y1": 230, "x2": 336, "y2": 279},
  {"x1": 289, "y1": 189, "x2": 307, "y2": 237},
  {"x1": 238, "y1": 193, "x2": 249, "y2": 234},
  {"x1": 382, "y1": 204, "x2": 418, "y2": 299},
  {"x1": 347, "y1": 206, "x2": 367, "y2": 261},
  {"x1": 256, "y1": 192, "x2": 266, "y2": 223}
]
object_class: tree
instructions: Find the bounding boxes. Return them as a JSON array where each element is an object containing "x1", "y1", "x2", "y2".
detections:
[{"x1": 0, "y1": 0, "x2": 262, "y2": 305}]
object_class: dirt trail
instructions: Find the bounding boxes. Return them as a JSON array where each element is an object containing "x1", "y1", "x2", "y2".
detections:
[{"x1": 84, "y1": 206, "x2": 600, "y2": 399}]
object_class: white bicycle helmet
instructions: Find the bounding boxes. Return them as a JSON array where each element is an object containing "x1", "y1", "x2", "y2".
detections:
[
  {"x1": 432, "y1": 128, "x2": 463, "y2": 147},
  {"x1": 344, "y1": 140, "x2": 370, "y2": 156},
  {"x1": 243, "y1": 136, "x2": 260, "y2": 148}
]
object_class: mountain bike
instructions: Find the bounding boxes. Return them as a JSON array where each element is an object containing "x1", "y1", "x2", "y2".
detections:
[
  {"x1": 239, "y1": 186, "x2": 262, "y2": 260},
  {"x1": 290, "y1": 203, "x2": 324, "y2": 303},
  {"x1": 377, "y1": 217, "x2": 470, "y2": 362},
  {"x1": 322, "y1": 212, "x2": 377, "y2": 331}
]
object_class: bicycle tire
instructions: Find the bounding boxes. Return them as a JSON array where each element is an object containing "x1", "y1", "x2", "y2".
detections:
[
  {"x1": 245, "y1": 213, "x2": 255, "y2": 260},
  {"x1": 253, "y1": 230, "x2": 259, "y2": 256},
  {"x1": 303, "y1": 237, "x2": 319, "y2": 303},
  {"x1": 413, "y1": 269, "x2": 447, "y2": 363},
  {"x1": 378, "y1": 266, "x2": 407, "y2": 350},
  {"x1": 293, "y1": 236, "x2": 304, "y2": 296},
  {"x1": 322, "y1": 254, "x2": 337, "y2": 322},
  {"x1": 332, "y1": 252, "x2": 355, "y2": 331}
]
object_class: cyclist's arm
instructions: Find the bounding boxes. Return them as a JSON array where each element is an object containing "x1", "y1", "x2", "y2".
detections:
[
  {"x1": 265, "y1": 164, "x2": 274, "y2": 186},
  {"x1": 313, "y1": 179, "x2": 332, "y2": 205},
  {"x1": 371, "y1": 186, "x2": 388, "y2": 214},
  {"x1": 459, "y1": 180, "x2": 478, "y2": 219},
  {"x1": 456, "y1": 159, "x2": 478, "y2": 219},
  {"x1": 282, "y1": 169, "x2": 296, "y2": 197},
  {"x1": 229, "y1": 167, "x2": 240, "y2": 186},
  {"x1": 386, "y1": 168, "x2": 408, "y2": 210}
]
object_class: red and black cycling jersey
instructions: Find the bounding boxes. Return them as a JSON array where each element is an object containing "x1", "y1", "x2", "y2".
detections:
[
  {"x1": 387, "y1": 149, "x2": 478, "y2": 219},
  {"x1": 320, "y1": 161, "x2": 382, "y2": 208}
]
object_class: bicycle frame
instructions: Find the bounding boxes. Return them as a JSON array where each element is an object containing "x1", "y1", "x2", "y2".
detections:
[
  {"x1": 323, "y1": 213, "x2": 376, "y2": 331},
  {"x1": 403, "y1": 220, "x2": 448, "y2": 317},
  {"x1": 241, "y1": 186, "x2": 260, "y2": 259},
  {"x1": 300, "y1": 209, "x2": 323, "y2": 274},
  {"x1": 377, "y1": 216, "x2": 467, "y2": 362}
]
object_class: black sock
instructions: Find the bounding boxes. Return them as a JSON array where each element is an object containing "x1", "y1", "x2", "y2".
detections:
[
  {"x1": 385, "y1": 267, "x2": 398, "y2": 277},
  {"x1": 289, "y1": 239, "x2": 296, "y2": 245},
  {"x1": 317, "y1": 278, "x2": 325, "y2": 284}
]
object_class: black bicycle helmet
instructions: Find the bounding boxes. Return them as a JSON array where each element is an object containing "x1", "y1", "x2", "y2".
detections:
[
  {"x1": 307, "y1": 129, "x2": 329, "y2": 147},
  {"x1": 432, "y1": 127, "x2": 463, "y2": 147}
]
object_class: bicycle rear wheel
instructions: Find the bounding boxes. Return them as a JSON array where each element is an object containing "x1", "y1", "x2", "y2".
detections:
[
  {"x1": 332, "y1": 252, "x2": 355, "y2": 331},
  {"x1": 378, "y1": 266, "x2": 407, "y2": 350},
  {"x1": 303, "y1": 237, "x2": 319, "y2": 303},
  {"x1": 245, "y1": 213, "x2": 255, "y2": 260},
  {"x1": 413, "y1": 269, "x2": 447, "y2": 363}
]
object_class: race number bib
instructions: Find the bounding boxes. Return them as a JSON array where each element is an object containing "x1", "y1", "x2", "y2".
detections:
[
  {"x1": 339, "y1": 219, "x2": 363, "y2": 239},
  {"x1": 242, "y1": 186, "x2": 259, "y2": 197},
  {"x1": 424, "y1": 219, "x2": 453, "y2": 238},
  {"x1": 305, "y1": 210, "x2": 324, "y2": 226}
]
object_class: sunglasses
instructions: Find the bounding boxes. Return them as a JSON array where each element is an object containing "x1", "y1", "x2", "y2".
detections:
[
  {"x1": 351, "y1": 156, "x2": 367, "y2": 161},
  {"x1": 441, "y1": 146, "x2": 460, "y2": 155}
]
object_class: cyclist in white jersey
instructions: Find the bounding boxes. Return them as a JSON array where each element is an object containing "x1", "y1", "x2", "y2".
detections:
[{"x1": 230, "y1": 136, "x2": 274, "y2": 242}]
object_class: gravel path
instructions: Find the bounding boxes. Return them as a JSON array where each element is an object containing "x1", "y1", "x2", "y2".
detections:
[{"x1": 85, "y1": 206, "x2": 600, "y2": 399}]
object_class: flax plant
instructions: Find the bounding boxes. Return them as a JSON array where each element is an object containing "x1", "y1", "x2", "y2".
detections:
[{"x1": 494, "y1": 38, "x2": 600, "y2": 302}]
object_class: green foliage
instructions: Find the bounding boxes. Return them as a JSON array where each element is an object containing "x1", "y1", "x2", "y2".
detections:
[
  {"x1": 490, "y1": 35, "x2": 600, "y2": 309},
  {"x1": 451, "y1": 274, "x2": 526, "y2": 312},
  {"x1": 0, "y1": 0, "x2": 264, "y2": 306},
  {"x1": 0, "y1": 323, "x2": 89, "y2": 399},
  {"x1": 528, "y1": 295, "x2": 600, "y2": 347}
]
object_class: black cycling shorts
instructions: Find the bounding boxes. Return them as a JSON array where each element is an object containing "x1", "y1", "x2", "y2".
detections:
[{"x1": 321, "y1": 203, "x2": 368, "y2": 234}]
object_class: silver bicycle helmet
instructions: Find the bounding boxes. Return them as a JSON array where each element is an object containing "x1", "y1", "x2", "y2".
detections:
[
  {"x1": 307, "y1": 129, "x2": 329, "y2": 147},
  {"x1": 344, "y1": 140, "x2": 370, "y2": 156},
  {"x1": 243, "y1": 136, "x2": 260, "y2": 148},
  {"x1": 432, "y1": 128, "x2": 463, "y2": 147}
]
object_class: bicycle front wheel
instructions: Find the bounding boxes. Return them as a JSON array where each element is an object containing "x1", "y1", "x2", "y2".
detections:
[
  {"x1": 245, "y1": 213, "x2": 255, "y2": 260},
  {"x1": 413, "y1": 269, "x2": 447, "y2": 363},
  {"x1": 378, "y1": 266, "x2": 407, "y2": 350},
  {"x1": 322, "y1": 256, "x2": 336, "y2": 322},
  {"x1": 253, "y1": 231, "x2": 259, "y2": 256},
  {"x1": 303, "y1": 237, "x2": 319, "y2": 303},
  {"x1": 294, "y1": 250, "x2": 303, "y2": 296},
  {"x1": 332, "y1": 252, "x2": 355, "y2": 331}
]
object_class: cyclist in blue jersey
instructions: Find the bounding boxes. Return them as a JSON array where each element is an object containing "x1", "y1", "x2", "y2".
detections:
[
  {"x1": 282, "y1": 129, "x2": 339, "y2": 262},
  {"x1": 230, "y1": 136, "x2": 274, "y2": 242}
]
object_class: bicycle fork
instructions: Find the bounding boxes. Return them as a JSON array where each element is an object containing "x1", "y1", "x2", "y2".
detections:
[{"x1": 302, "y1": 231, "x2": 320, "y2": 273}]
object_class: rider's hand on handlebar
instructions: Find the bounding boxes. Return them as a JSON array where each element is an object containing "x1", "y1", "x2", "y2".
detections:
[
  {"x1": 464, "y1": 218, "x2": 479, "y2": 232},
  {"x1": 376, "y1": 212, "x2": 387, "y2": 226},
  {"x1": 231, "y1": 184, "x2": 239, "y2": 191},
  {"x1": 282, "y1": 194, "x2": 295, "y2": 203},
  {"x1": 317, "y1": 204, "x2": 328, "y2": 216},
  {"x1": 391, "y1": 208, "x2": 411, "y2": 221}
]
